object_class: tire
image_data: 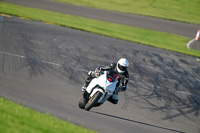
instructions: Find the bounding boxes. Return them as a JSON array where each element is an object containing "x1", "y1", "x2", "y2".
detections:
[
  {"x1": 78, "y1": 99, "x2": 86, "y2": 109},
  {"x1": 84, "y1": 91, "x2": 102, "y2": 111}
]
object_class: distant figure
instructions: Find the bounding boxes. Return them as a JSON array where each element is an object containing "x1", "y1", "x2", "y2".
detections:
[{"x1": 195, "y1": 29, "x2": 200, "y2": 41}]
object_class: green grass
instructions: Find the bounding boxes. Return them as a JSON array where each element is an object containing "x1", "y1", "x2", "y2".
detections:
[
  {"x1": 52, "y1": 0, "x2": 200, "y2": 24},
  {"x1": 0, "y1": 98, "x2": 95, "y2": 133},
  {"x1": 0, "y1": 2, "x2": 199, "y2": 57}
]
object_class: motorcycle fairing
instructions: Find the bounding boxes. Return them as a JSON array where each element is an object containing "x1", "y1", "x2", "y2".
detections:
[{"x1": 86, "y1": 71, "x2": 118, "y2": 103}]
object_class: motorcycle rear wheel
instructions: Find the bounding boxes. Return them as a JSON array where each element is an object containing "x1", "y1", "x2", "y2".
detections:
[{"x1": 84, "y1": 91, "x2": 102, "y2": 111}]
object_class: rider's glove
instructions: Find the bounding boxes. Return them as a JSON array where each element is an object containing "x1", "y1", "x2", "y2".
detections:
[
  {"x1": 88, "y1": 71, "x2": 92, "y2": 75},
  {"x1": 88, "y1": 70, "x2": 100, "y2": 77},
  {"x1": 88, "y1": 71, "x2": 95, "y2": 77},
  {"x1": 94, "y1": 67, "x2": 103, "y2": 77}
]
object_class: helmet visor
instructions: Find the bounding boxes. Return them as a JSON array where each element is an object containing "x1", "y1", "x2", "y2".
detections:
[{"x1": 118, "y1": 64, "x2": 127, "y2": 71}]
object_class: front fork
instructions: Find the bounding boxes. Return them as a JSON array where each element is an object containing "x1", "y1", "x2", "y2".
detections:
[{"x1": 83, "y1": 88, "x2": 105, "y2": 104}]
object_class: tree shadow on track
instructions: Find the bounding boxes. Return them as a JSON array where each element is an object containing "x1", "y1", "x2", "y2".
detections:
[
  {"x1": 122, "y1": 50, "x2": 200, "y2": 122},
  {"x1": 0, "y1": 30, "x2": 86, "y2": 84},
  {"x1": 91, "y1": 111, "x2": 185, "y2": 133}
]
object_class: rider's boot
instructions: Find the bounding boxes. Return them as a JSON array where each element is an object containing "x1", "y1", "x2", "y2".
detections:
[
  {"x1": 83, "y1": 91, "x2": 90, "y2": 103},
  {"x1": 81, "y1": 85, "x2": 87, "y2": 92},
  {"x1": 81, "y1": 82, "x2": 89, "y2": 92},
  {"x1": 81, "y1": 74, "x2": 94, "y2": 92}
]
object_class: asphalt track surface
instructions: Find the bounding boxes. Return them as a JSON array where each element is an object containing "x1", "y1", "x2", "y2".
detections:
[{"x1": 0, "y1": 0, "x2": 200, "y2": 133}]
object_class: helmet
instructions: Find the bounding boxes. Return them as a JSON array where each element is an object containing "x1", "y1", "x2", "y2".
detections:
[{"x1": 116, "y1": 58, "x2": 129, "y2": 73}]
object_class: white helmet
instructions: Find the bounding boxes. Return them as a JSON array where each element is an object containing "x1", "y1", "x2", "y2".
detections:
[{"x1": 116, "y1": 58, "x2": 129, "y2": 73}]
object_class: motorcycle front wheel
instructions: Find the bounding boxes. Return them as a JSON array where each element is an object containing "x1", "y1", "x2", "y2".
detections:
[
  {"x1": 78, "y1": 99, "x2": 86, "y2": 109},
  {"x1": 84, "y1": 91, "x2": 102, "y2": 111}
]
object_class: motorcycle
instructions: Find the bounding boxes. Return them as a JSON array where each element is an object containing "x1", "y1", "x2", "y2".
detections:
[{"x1": 78, "y1": 69, "x2": 118, "y2": 111}]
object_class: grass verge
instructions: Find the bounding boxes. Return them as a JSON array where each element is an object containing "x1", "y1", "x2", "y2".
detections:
[
  {"x1": 0, "y1": 2, "x2": 199, "y2": 57},
  {"x1": 0, "y1": 98, "x2": 95, "y2": 133},
  {"x1": 52, "y1": 0, "x2": 200, "y2": 25}
]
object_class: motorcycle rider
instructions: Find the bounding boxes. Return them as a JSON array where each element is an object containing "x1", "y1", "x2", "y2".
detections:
[{"x1": 81, "y1": 58, "x2": 129, "y2": 105}]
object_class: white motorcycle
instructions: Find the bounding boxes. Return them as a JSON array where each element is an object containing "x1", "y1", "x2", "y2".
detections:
[{"x1": 78, "y1": 69, "x2": 118, "y2": 111}]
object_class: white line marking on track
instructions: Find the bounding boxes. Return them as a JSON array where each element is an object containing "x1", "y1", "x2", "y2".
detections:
[
  {"x1": 0, "y1": 51, "x2": 26, "y2": 59},
  {"x1": 0, "y1": 51, "x2": 87, "y2": 72}
]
